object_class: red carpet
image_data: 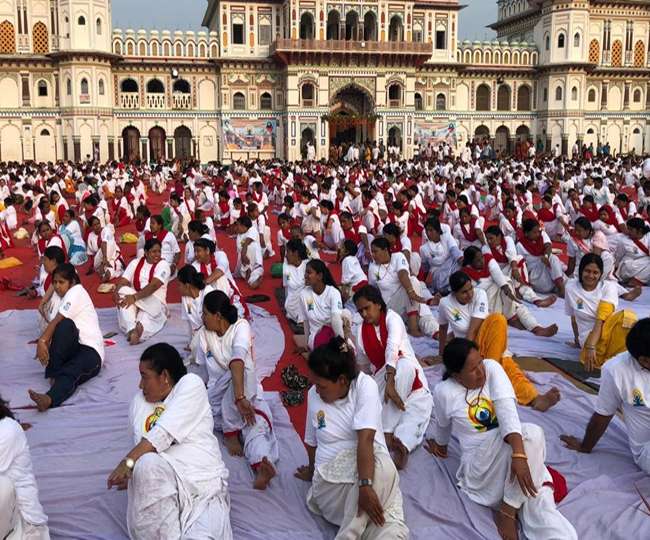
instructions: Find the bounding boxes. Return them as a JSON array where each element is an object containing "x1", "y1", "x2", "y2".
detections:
[{"x1": 0, "y1": 189, "x2": 310, "y2": 438}]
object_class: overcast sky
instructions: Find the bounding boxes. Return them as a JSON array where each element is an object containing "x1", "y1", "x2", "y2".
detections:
[{"x1": 112, "y1": 0, "x2": 497, "y2": 40}]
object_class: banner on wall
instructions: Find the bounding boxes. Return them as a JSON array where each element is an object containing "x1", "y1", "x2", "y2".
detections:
[
  {"x1": 222, "y1": 118, "x2": 277, "y2": 151},
  {"x1": 414, "y1": 120, "x2": 457, "y2": 148}
]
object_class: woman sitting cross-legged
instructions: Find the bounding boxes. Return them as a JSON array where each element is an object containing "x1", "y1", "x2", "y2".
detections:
[
  {"x1": 196, "y1": 291, "x2": 279, "y2": 490},
  {"x1": 177, "y1": 265, "x2": 216, "y2": 352},
  {"x1": 107, "y1": 343, "x2": 233, "y2": 539},
  {"x1": 353, "y1": 285, "x2": 432, "y2": 470},
  {"x1": 426, "y1": 339, "x2": 577, "y2": 540},
  {"x1": 438, "y1": 271, "x2": 560, "y2": 412},
  {"x1": 114, "y1": 238, "x2": 170, "y2": 345},
  {"x1": 0, "y1": 395, "x2": 50, "y2": 539},
  {"x1": 565, "y1": 253, "x2": 637, "y2": 372},
  {"x1": 283, "y1": 239, "x2": 309, "y2": 325},
  {"x1": 295, "y1": 336, "x2": 409, "y2": 539},
  {"x1": 29, "y1": 264, "x2": 104, "y2": 411},
  {"x1": 615, "y1": 217, "x2": 650, "y2": 287}
]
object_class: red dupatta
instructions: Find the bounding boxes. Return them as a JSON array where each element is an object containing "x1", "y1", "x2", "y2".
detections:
[
  {"x1": 632, "y1": 237, "x2": 650, "y2": 256},
  {"x1": 144, "y1": 230, "x2": 168, "y2": 243},
  {"x1": 537, "y1": 206, "x2": 557, "y2": 223},
  {"x1": 462, "y1": 254, "x2": 493, "y2": 281},
  {"x1": 490, "y1": 238, "x2": 509, "y2": 264},
  {"x1": 361, "y1": 313, "x2": 389, "y2": 372},
  {"x1": 133, "y1": 257, "x2": 157, "y2": 291},
  {"x1": 518, "y1": 233, "x2": 546, "y2": 257},
  {"x1": 460, "y1": 216, "x2": 478, "y2": 242},
  {"x1": 199, "y1": 255, "x2": 217, "y2": 276},
  {"x1": 579, "y1": 205, "x2": 599, "y2": 222}
]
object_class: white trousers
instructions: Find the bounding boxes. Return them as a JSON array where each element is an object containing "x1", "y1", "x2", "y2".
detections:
[
  {"x1": 458, "y1": 423, "x2": 577, "y2": 540},
  {"x1": 0, "y1": 476, "x2": 50, "y2": 540},
  {"x1": 117, "y1": 286, "x2": 168, "y2": 341},
  {"x1": 307, "y1": 452, "x2": 409, "y2": 540},
  {"x1": 526, "y1": 255, "x2": 564, "y2": 294},
  {"x1": 127, "y1": 454, "x2": 233, "y2": 540}
]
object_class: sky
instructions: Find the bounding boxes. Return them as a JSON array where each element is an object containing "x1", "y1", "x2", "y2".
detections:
[{"x1": 112, "y1": 0, "x2": 497, "y2": 41}]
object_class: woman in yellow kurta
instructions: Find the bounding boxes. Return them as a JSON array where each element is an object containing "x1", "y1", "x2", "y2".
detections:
[
  {"x1": 565, "y1": 253, "x2": 637, "y2": 371},
  {"x1": 437, "y1": 271, "x2": 561, "y2": 411}
]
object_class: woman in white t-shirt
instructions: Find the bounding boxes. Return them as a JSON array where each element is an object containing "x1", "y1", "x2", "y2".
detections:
[
  {"x1": 86, "y1": 216, "x2": 124, "y2": 282},
  {"x1": 177, "y1": 265, "x2": 215, "y2": 351},
  {"x1": 107, "y1": 343, "x2": 232, "y2": 539},
  {"x1": 196, "y1": 291, "x2": 279, "y2": 490},
  {"x1": 426, "y1": 339, "x2": 577, "y2": 540},
  {"x1": 438, "y1": 271, "x2": 559, "y2": 412},
  {"x1": 0, "y1": 397, "x2": 50, "y2": 539},
  {"x1": 28, "y1": 264, "x2": 104, "y2": 411},
  {"x1": 353, "y1": 286, "x2": 432, "y2": 471},
  {"x1": 284, "y1": 239, "x2": 309, "y2": 324},
  {"x1": 297, "y1": 259, "x2": 346, "y2": 351},
  {"x1": 368, "y1": 237, "x2": 430, "y2": 336},
  {"x1": 295, "y1": 337, "x2": 409, "y2": 539},
  {"x1": 565, "y1": 253, "x2": 637, "y2": 371},
  {"x1": 114, "y1": 238, "x2": 171, "y2": 345}
]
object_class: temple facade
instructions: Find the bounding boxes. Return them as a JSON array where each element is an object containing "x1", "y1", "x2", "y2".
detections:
[{"x1": 0, "y1": 0, "x2": 648, "y2": 163}]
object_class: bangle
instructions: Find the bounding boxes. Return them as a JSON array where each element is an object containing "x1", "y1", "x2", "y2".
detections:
[
  {"x1": 585, "y1": 346, "x2": 596, "y2": 351},
  {"x1": 511, "y1": 453, "x2": 527, "y2": 460},
  {"x1": 235, "y1": 395, "x2": 246, "y2": 403}
]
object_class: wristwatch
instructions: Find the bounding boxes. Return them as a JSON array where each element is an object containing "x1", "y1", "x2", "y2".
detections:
[
  {"x1": 124, "y1": 458, "x2": 135, "y2": 470},
  {"x1": 358, "y1": 478, "x2": 373, "y2": 488}
]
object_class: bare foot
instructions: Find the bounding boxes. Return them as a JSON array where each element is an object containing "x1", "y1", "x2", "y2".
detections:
[
  {"x1": 531, "y1": 387, "x2": 561, "y2": 412},
  {"x1": 128, "y1": 323, "x2": 144, "y2": 346},
  {"x1": 418, "y1": 355, "x2": 439, "y2": 367},
  {"x1": 253, "y1": 457, "x2": 277, "y2": 490},
  {"x1": 621, "y1": 286, "x2": 642, "y2": 301},
  {"x1": 28, "y1": 389, "x2": 52, "y2": 412},
  {"x1": 223, "y1": 433, "x2": 244, "y2": 456},
  {"x1": 534, "y1": 295, "x2": 557, "y2": 308},
  {"x1": 391, "y1": 437, "x2": 409, "y2": 470},
  {"x1": 532, "y1": 324, "x2": 558, "y2": 337}
]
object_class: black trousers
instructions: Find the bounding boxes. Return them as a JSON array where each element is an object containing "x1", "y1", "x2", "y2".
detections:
[{"x1": 45, "y1": 318, "x2": 102, "y2": 407}]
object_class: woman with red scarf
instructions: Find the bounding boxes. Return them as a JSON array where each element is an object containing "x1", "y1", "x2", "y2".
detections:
[
  {"x1": 353, "y1": 285, "x2": 432, "y2": 470},
  {"x1": 616, "y1": 217, "x2": 650, "y2": 287},
  {"x1": 453, "y1": 207, "x2": 486, "y2": 251},
  {"x1": 114, "y1": 238, "x2": 170, "y2": 345},
  {"x1": 516, "y1": 219, "x2": 566, "y2": 297}
]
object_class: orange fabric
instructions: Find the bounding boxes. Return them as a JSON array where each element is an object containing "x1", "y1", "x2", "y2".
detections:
[
  {"x1": 581, "y1": 309, "x2": 637, "y2": 369},
  {"x1": 477, "y1": 313, "x2": 538, "y2": 405}
]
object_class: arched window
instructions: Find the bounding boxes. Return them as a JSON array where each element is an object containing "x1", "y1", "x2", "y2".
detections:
[
  {"x1": 172, "y1": 79, "x2": 191, "y2": 93},
  {"x1": 476, "y1": 84, "x2": 491, "y2": 111},
  {"x1": 301, "y1": 83, "x2": 314, "y2": 106},
  {"x1": 557, "y1": 33, "x2": 565, "y2": 48},
  {"x1": 299, "y1": 12, "x2": 314, "y2": 40},
  {"x1": 66, "y1": 78, "x2": 72, "y2": 95},
  {"x1": 345, "y1": 11, "x2": 359, "y2": 41},
  {"x1": 40, "y1": 129, "x2": 50, "y2": 136},
  {"x1": 545, "y1": 34, "x2": 550, "y2": 51},
  {"x1": 436, "y1": 93, "x2": 446, "y2": 110},
  {"x1": 517, "y1": 85, "x2": 531, "y2": 111},
  {"x1": 574, "y1": 32, "x2": 580, "y2": 48},
  {"x1": 414, "y1": 92, "x2": 423, "y2": 111},
  {"x1": 233, "y1": 92, "x2": 246, "y2": 110},
  {"x1": 364, "y1": 11, "x2": 377, "y2": 41},
  {"x1": 98, "y1": 79, "x2": 105, "y2": 95},
  {"x1": 633, "y1": 89, "x2": 642, "y2": 103},
  {"x1": 121, "y1": 78, "x2": 138, "y2": 93},
  {"x1": 388, "y1": 15, "x2": 403, "y2": 42},
  {"x1": 260, "y1": 92, "x2": 272, "y2": 109},
  {"x1": 96, "y1": 18, "x2": 102, "y2": 35},
  {"x1": 326, "y1": 11, "x2": 340, "y2": 40},
  {"x1": 588, "y1": 88, "x2": 596, "y2": 102},
  {"x1": 497, "y1": 85, "x2": 511, "y2": 111},
  {"x1": 80, "y1": 78, "x2": 89, "y2": 95},
  {"x1": 555, "y1": 86, "x2": 563, "y2": 101},
  {"x1": 146, "y1": 78, "x2": 165, "y2": 93},
  {"x1": 78, "y1": 15, "x2": 86, "y2": 26},
  {"x1": 388, "y1": 84, "x2": 402, "y2": 107},
  {"x1": 571, "y1": 86, "x2": 578, "y2": 101},
  {"x1": 587, "y1": 128, "x2": 595, "y2": 134},
  {"x1": 37, "y1": 80, "x2": 48, "y2": 97}
]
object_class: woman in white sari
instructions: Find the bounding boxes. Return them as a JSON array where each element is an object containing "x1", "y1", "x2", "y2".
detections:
[
  {"x1": 0, "y1": 396, "x2": 50, "y2": 540},
  {"x1": 58, "y1": 209, "x2": 87, "y2": 266},
  {"x1": 353, "y1": 285, "x2": 432, "y2": 470},
  {"x1": 85, "y1": 216, "x2": 124, "y2": 282},
  {"x1": 114, "y1": 238, "x2": 170, "y2": 345},
  {"x1": 616, "y1": 217, "x2": 650, "y2": 287},
  {"x1": 419, "y1": 217, "x2": 463, "y2": 295},
  {"x1": 177, "y1": 265, "x2": 215, "y2": 352},
  {"x1": 107, "y1": 343, "x2": 232, "y2": 540},
  {"x1": 426, "y1": 338, "x2": 577, "y2": 540},
  {"x1": 295, "y1": 337, "x2": 409, "y2": 539},
  {"x1": 196, "y1": 291, "x2": 279, "y2": 490},
  {"x1": 284, "y1": 239, "x2": 308, "y2": 324}
]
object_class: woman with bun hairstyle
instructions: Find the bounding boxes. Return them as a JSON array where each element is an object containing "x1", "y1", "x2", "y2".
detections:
[
  {"x1": 184, "y1": 220, "x2": 212, "y2": 265},
  {"x1": 197, "y1": 291, "x2": 278, "y2": 490},
  {"x1": 177, "y1": 265, "x2": 216, "y2": 351}
]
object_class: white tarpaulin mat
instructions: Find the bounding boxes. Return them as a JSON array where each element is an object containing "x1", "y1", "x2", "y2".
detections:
[{"x1": 1, "y1": 308, "x2": 648, "y2": 539}]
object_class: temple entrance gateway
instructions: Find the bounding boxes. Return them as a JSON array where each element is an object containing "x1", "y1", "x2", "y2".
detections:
[{"x1": 328, "y1": 85, "x2": 376, "y2": 147}]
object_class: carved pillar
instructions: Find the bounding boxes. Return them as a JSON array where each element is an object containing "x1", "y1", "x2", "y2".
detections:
[
  {"x1": 624, "y1": 82, "x2": 630, "y2": 110},
  {"x1": 21, "y1": 73, "x2": 30, "y2": 107},
  {"x1": 73, "y1": 136, "x2": 81, "y2": 162}
]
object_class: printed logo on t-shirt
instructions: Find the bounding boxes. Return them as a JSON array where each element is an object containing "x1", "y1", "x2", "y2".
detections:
[
  {"x1": 478, "y1": 302, "x2": 486, "y2": 313},
  {"x1": 62, "y1": 301, "x2": 71, "y2": 312},
  {"x1": 467, "y1": 396, "x2": 499, "y2": 432},
  {"x1": 307, "y1": 298, "x2": 315, "y2": 311},
  {"x1": 144, "y1": 405, "x2": 165, "y2": 432},
  {"x1": 451, "y1": 308, "x2": 462, "y2": 322},
  {"x1": 317, "y1": 410, "x2": 326, "y2": 429},
  {"x1": 632, "y1": 388, "x2": 646, "y2": 407},
  {"x1": 576, "y1": 298, "x2": 584, "y2": 310}
]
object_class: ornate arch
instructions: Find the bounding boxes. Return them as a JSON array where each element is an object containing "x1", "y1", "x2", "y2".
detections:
[{"x1": 329, "y1": 79, "x2": 375, "y2": 108}]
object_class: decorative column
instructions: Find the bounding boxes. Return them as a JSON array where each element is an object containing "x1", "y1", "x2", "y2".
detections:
[
  {"x1": 108, "y1": 138, "x2": 115, "y2": 160},
  {"x1": 624, "y1": 82, "x2": 630, "y2": 110},
  {"x1": 561, "y1": 135, "x2": 569, "y2": 157},
  {"x1": 141, "y1": 138, "x2": 148, "y2": 162},
  {"x1": 73, "y1": 136, "x2": 81, "y2": 162},
  {"x1": 21, "y1": 73, "x2": 30, "y2": 107},
  {"x1": 600, "y1": 81, "x2": 608, "y2": 110}
]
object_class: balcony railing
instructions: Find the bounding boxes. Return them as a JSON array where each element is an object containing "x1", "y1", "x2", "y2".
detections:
[
  {"x1": 172, "y1": 93, "x2": 192, "y2": 109},
  {"x1": 120, "y1": 92, "x2": 139, "y2": 109},
  {"x1": 388, "y1": 100, "x2": 401, "y2": 108},
  {"x1": 271, "y1": 38, "x2": 432, "y2": 56},
  {"x1": 146, "y1": 94, "x2": 166, "y2": 109}
]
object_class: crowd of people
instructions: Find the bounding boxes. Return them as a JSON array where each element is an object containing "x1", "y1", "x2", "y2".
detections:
[{"x1": 1, "y1": 144, "x2": 650, "y2": 539}]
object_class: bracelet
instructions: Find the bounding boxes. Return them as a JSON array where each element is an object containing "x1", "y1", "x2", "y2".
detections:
[
  {"x1": 234, "y1": 395, "x2": 246, "y2": 403},
  {"x1": 585, "y1": 346, "x2": 596, "y2": 351},
  {"x1": 511, "y1": 453, "x2": 528, "y2": 460},
  {"x1": 499, "y1": 509, "x2": 517, "y2": 521}
]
